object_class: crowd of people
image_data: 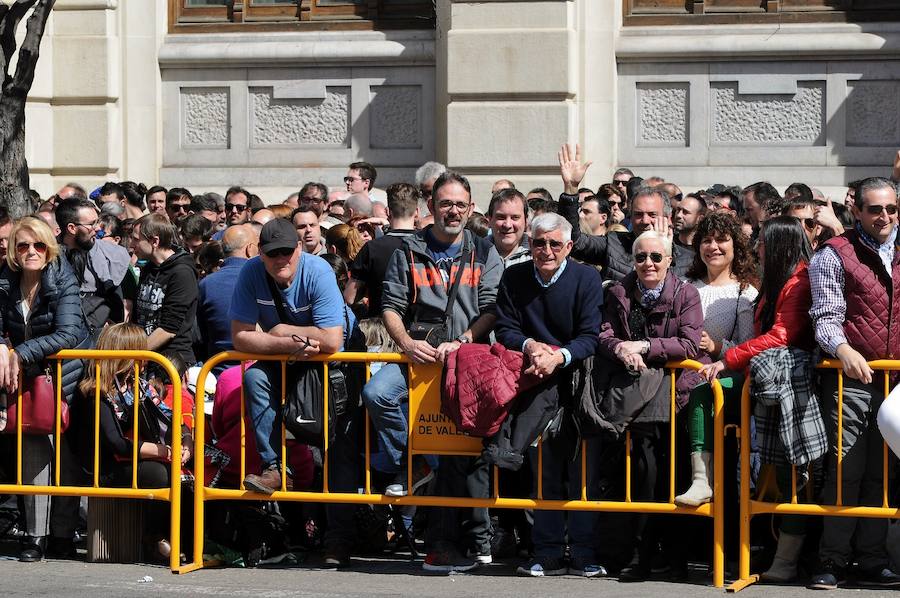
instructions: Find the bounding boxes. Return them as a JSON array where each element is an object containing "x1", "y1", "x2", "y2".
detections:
[{"x1": 0, "y1": 148, "x2": 899, "y2": 589}]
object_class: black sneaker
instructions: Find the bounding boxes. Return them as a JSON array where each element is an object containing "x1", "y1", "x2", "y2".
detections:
[
  {"x1": 516, "y1": 556, "x2": 567, "y2": 577},
  {"x1": 808, "y1": 561, "x2": 846, "y2": 590},
  {"x1": 857, "y1": 566, "x2": 900, "y2": 587},
  {"x1": 46, "y1": 536, "x2": 77, "y2": 560},
  {"x1": 619, "y1": 563, "x2": 651, "y2": 582},
  {"x1": 322, "y1": 542, "x2": 352, "y2": 569}
]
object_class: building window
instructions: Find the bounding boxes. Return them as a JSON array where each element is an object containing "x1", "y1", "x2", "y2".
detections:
[
  {"x1": 171, "y1": 0, "x2": 435, "y2": 32},
  {"x1": 624, "y1": 0, "x2": 900, "y2": 25}
]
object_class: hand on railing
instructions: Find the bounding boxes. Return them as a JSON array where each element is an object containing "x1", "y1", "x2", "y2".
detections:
[{"x1": 0, "y1": 345, "x2": 20, "y2": 392}]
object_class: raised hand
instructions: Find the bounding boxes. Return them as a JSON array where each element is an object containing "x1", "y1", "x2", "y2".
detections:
[{"x1": 558, "y1": 143, "x2": 593, "y2": 195}]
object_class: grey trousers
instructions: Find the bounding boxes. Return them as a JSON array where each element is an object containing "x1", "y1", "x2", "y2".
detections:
[
  {"x1": 818, "y1": 372, "x2": 892, "y2": 570},
  {"x1": 22, "y1": 434, "x2": 80, "y2": 539}
]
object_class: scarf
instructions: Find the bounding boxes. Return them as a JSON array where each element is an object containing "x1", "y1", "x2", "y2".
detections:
[
  {"x1": 637, "y1": 278, "x2": 665, "y2": 309},
  {"x1": 855, "y1": 221, "x2": 897, "y2": 275}
]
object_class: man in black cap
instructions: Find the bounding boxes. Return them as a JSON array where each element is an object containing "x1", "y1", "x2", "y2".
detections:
[{"x1": 229, "y1": 218, "x2": 345, "y2": 491}]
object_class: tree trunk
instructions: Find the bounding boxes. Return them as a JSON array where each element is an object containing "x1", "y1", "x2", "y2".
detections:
[{"x1": 0, "y1": 0, "x2": 56, "y2": 218}]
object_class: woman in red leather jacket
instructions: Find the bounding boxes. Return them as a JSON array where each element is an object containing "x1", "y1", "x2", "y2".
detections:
[{"x1": 699, "y1": 215, "x2": 816, "y2": 584}]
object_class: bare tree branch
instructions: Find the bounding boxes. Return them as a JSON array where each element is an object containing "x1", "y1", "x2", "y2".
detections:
[
  {"x1": 0, "y1": 1, "x2": 36, "y2": 84},
  {"x1": 8, "y1": 0, "x2": 54, "y2": 98}
]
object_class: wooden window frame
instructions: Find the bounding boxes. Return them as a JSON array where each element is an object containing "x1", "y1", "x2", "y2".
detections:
[{"x1": 622, "y1": 0, "x2": 900, "y2": 25}]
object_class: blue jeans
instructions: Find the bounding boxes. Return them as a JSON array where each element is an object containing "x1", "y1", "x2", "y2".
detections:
[
  {"x1": 244, "y1": 361, "x2": 284, "y2": 469},
  {"x1": 360, "y1": 363, "x2": 409, "y2": 474}
]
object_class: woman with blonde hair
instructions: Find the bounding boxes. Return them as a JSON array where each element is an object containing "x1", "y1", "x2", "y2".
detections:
[
  {"x1": 76, "y1": 322, "x2": 193, "y2": 561},
  {"x1": 0, "y1": 216, "x2": 87, "y2": 562}
]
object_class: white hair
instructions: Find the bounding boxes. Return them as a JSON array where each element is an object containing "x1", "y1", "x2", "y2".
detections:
[
  {"x1": 632, "y1": 230, "x2": 672, "y2": 257},
  {"x1": 415, "y1": 161, "x2": 446, "y2": 186},
  {"x1": 530, "y1": 212, "x2": 572, "y2": 243}
]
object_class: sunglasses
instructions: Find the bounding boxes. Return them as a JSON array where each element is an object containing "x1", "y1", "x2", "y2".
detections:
[
  {"x1": 170, "y1": 204, "x2": 189, "y2": 213},
  {"x1": 301, "y1": 196, "x2": 325, "y2": 203},
  {"x1": 343, "y1": 176, "x2": 364, "y2": 184},
  {"x1": 265, "y1": 247, "x2": 294, "y2": 258},
  {"x1": 865, "y1": 204, "x2": 898, "y2": 216},
  {"x1": 532, "y1": 238, "x2": 565, "y2": 251},
  {"x1": 635, "y1": 251, "x2": 664, "y2": 264},
  {"x1": 16, "y1": 241, "x2": 47, "y2": 254},
  {"x1": 802, "y1": 218, "x2": 816, "y2": 230},
  {"x1": 225, "y1": 203, "x2": 248, "y2": 213}
]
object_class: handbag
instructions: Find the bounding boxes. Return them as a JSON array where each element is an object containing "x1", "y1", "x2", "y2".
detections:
[
  {"x1": 407, "y1": 244, "x2": 471, "y2": 348},
  {"x1": 264, "y1": 272, "x2": 353, "y2": 447},
  {"x1": 0, "y1": 369, "x2": 70, "y2": 435}
]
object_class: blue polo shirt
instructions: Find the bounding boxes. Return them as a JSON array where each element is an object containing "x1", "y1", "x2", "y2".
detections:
[
  {"x1": 198, "y1": 256, "x2": 248, "y2": 355},
  {"x1": 229, "y1": 254, "x2": 345, "y2": 336}
]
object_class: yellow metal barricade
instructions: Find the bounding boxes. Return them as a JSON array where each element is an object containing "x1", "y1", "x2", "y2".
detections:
[
  {"x1": 0, "y1": 349, "x2": 185, "y2": 572},
  {"x1": 184, "y1": 352, "x2": 725, "y2": 586},
  {"x1": 728, "y1": 360, "x2": 900, "y2": 592}
]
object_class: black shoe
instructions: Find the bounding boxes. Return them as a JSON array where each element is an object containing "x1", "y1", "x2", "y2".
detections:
[
  {"x1": 808, "y1": 561, "x2": 846, "y2": 590},
  {"x1": 19, "y1": 537, "x2": 46, "y2": 562},
  {"x1": 46, "y1": 536, "x2": 77, "y2": 560},
  {"x1": 619, "y1": 563, "x2": 651, "y2": 582},
  {"x1": 322, "y1": 542, "x2": 352, "y2": 569},
  {"x1": 857, "y1": 566, "x2": 900, "y2": 587}
]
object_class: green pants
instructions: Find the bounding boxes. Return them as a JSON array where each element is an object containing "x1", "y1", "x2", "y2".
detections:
[{"x1": 686, "y1": 375, "x2": 741, "y2": 453}]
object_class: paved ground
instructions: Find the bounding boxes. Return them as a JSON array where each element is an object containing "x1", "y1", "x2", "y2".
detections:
[{"x1": 1, "y1": 555, "x2": 898, "y2": 598}]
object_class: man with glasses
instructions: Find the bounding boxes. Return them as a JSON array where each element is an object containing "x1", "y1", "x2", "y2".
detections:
[
  {"x1": 165, "y1": 187, "x2": 193, "y2": 224},
  {"x1": 493, "y1": 212, "x2": 604, "y2": 577},
  {"x1": 366, "y1": 171, "x2": 502, "y2": 571},
  {"x1": 344, "y1": 161, "x2": 378, "y2": 203},
  {"x1": 807, "y1": 176, "x2": 900, "y2": 590},
  {"x1": 781, "y1": 190, "x2": 820, "y2": 247},
  {"x1": 298, "y1": 181, "x2": 329, "y2": 218},
  {"x1": 224, "y1": 186, "x2": 252, "y2": 227},
  {"x1": 612, "y1": 167, "x2": 634, "y2": 193},
  {"x1": 556, "y1": 144, "x2": 693, "y2": 282},
  {"x1": 56, "y1": 197, "x2": 130, "y2": 335}
]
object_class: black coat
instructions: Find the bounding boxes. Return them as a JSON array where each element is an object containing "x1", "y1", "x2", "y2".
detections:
[
  {"x1": 0, "y1": 257, "x2": 88, "y2": 403},
  {"x1": 558, "y1": 193, "x2": 694, "y2": 282}
]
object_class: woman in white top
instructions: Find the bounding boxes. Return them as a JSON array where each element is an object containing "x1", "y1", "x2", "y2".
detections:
[{"x1": 675, "y1": 211, "x2": 759, "y2": 507}]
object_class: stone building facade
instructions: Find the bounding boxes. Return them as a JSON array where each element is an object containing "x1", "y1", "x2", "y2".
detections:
[{"x1": 26, "y1": 1, "x2": 900, "y2": 206}]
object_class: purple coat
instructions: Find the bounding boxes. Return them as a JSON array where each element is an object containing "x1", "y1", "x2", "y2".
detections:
[{"x1": 598, "y1": 271, "x2": 703, "y2": 421}]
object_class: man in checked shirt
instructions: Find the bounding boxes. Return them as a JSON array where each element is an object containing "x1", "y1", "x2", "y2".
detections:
[{"x1": 807, "y1": 176, "x2": 900, "y2": 590}]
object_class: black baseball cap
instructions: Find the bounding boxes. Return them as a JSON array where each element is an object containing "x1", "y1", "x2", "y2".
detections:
[{"x1": 259, "y1": 218, "x2": 299, "y2": 254}]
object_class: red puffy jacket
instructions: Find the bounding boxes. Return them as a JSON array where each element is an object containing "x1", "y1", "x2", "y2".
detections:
[
  {"x1": 442, "y1": 343, "x2": 543, "y2": 437},
  {"x1": 724, "y1": 262, "x2": 814, "y2": 372}
]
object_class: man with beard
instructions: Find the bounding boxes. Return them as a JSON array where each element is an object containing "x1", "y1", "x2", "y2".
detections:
[
  {"x1": 365, "y1": 171, "x2": 502, "y2": 571},
  {"x1": 673, "y1": 193, "x2": 706, "y2": 248},
  {"x1": 56, "y1": 197, "x2": 131, "y2": 336}
]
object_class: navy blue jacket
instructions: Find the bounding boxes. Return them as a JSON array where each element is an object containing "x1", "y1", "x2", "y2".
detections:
[{"x1": 0, "y1": 258, "x2": 88, "y2": 403}]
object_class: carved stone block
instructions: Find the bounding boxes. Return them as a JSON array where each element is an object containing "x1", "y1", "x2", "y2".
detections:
[
  {"x1": 637, "y1": 82, "x2": 689, "y2": 146},
  {"x1": 711, "y1": 81, "x2": 824, "y2": 144},
  {"x1": 846, "y1": 81, "x2": 900, "y2": 147},
  {"x1": 369, "y1": 85, "x2": 422, "y2": 149},
  {"x1": 181, "y1": 87, "x2": 230, "y2": 149},
  {"x1": 250, "y1": 86, "x2": 350, "y2": 147}
]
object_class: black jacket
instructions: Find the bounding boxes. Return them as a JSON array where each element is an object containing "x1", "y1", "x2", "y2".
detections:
[
  {"x1": 0, "y1": 258, "x2": 88, "y2": 403},
  {"x1": 558, "y1": 193, "x2": 694, "y2": 282},
  {"x1": 134, "y1": 250, "x2": 199, "y2": 364}
]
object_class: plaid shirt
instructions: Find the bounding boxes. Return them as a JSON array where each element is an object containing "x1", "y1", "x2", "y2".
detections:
[{"x1": 750, "y1": 347, "x2": 827, "y2": 470}]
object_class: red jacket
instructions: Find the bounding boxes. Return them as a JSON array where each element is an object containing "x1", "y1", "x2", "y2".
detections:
[
  {"x1": 724, "y1": 262, "x2": 814, "y2": 372},
  {"x1": 442, "y1": 343, "x2": 542, "y2": 437}
]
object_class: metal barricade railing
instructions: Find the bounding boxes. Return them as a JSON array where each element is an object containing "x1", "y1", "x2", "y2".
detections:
[
  {"x1": 728, "y1": 360, "x2": 900, "y2": 592},
  {"x1": 0, "y1": 349, "x2": 185, "y2": 572},
  {"x1": 184, "y1": 352, "x2": 725, "y2": 586}
]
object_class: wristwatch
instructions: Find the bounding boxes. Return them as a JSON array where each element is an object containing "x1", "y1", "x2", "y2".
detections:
[{"x1": 456, "y1": 333, "x2": 471, "y2": 344}]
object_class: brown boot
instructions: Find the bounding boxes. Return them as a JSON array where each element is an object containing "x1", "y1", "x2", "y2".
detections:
[{"x1": 243, "y1": 465, "x2": 292, "y2": 495}]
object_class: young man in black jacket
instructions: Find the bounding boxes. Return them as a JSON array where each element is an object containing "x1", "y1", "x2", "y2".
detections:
[{"x1": 129, "y1": 212, "x2": 199, "y2": 364}]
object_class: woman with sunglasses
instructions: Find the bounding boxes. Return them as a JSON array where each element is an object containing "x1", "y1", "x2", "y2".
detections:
[
  {"x1": 675, "y1": 212, "x2": 759, "y2": 508},
  {"x1": 0, "y1": 216, "x2": 88, "y2": 562},
  {"x1": 698, "y1": 216, "x2": 815, "y2": 583},
  {"x1": 598, "y1": 230, "x2": 702, "y2": 581}
]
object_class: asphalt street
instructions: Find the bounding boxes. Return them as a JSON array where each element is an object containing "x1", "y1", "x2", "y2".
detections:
[{"x1": 1, "y1": 555, "x2": 898, "y2": 598}]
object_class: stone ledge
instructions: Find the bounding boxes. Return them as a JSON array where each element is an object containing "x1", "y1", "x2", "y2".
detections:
[
  {"x1": 54, "y1": 0, "x2": 117, "y2": 10},
  {"x1": 159, "y1": 31, "x2": 435, "y2": 68},
  {"x1": 617, "y1": 22, "x2": 900, "y2": 62}
]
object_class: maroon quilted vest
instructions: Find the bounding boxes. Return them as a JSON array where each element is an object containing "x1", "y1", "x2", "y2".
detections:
[{"x1": 825, "y1": 230, "x2": 900, "y2": 360}]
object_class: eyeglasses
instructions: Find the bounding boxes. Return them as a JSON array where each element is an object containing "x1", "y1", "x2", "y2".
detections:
[
  {"x1": 635, "y1": 251, "x2": 664, "y2": 264},
  {"x1": 802, "y1": 218, "x2": 817, "y2": 230},
  {"x1": 531, "y1": 238, "x2": 565, "y2": 252},
  {"x1": 16, "y1": 241, "x2": 47, "y2": 254},
  {"x1": 343, "y1": 176, "x2": 364, "y2": 184},
  {"x1": 437, "y1": 200, "x2": 471, "y2": 212},
  {"x1": 864, "y1": 204, "x2": 898, "y2": 216},
  {"x1": 301, "y1": 196, "x2": 325, "y2": 203},
  {"x1": 225, "y1": 203, "x2": 248, "y2": 213},
  {"x1": 74, "y1": 220, "x2": 99, "y2": 229},
  {"x1": 265, "y1": 247, "x2": 294, "y2": 258}
]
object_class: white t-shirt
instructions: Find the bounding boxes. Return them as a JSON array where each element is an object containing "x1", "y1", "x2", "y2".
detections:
[{"x1": 691, "y1": 280, "x2": 759, "y2": 360}]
